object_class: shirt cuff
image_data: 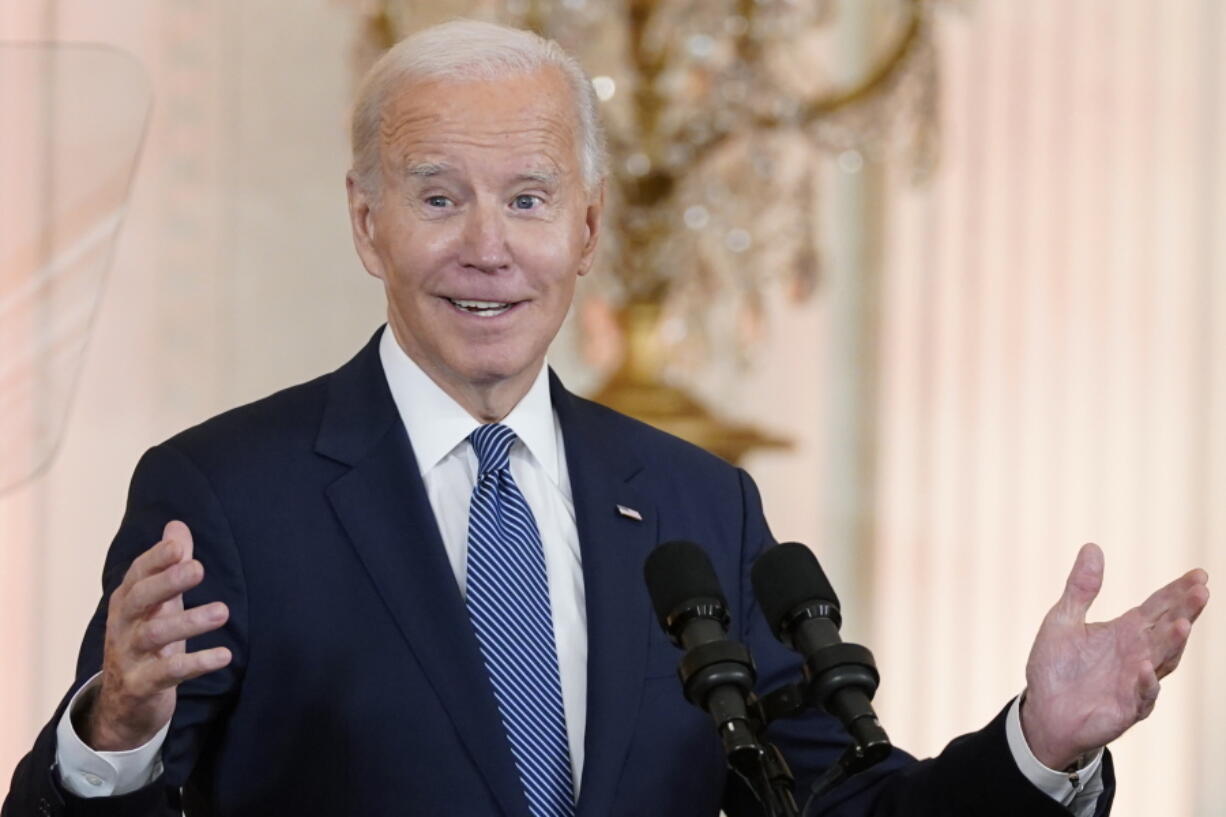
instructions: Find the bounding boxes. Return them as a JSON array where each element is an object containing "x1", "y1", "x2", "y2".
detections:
[
  {"x1": 1005, "y1": 693, "x2": 1104, "y2": 807},
  {"x1": 54, "y1": 672, "x2": 168, "y2": 798}
]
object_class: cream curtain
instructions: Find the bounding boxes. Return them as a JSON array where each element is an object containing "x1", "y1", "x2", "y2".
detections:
[{"x1": 871, "y1": 2, "x2": 1225, "y2": 815}]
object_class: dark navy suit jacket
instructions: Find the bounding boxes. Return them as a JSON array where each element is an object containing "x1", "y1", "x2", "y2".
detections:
[{"x1": 5, "y1": 328, "x2": 1113, "y2": 816}]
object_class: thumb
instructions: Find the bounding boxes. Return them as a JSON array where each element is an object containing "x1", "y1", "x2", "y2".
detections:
[
  {"x1": 1054, "y1": 542, "x2": 1104, "y2": 622},
  {"x1": 163, "y1": 519, "x2": 194, "y2": 563}
]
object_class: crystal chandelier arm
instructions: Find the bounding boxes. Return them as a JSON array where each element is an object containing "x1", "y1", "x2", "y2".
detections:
[
  {"x1": 731, "y1": 0, "x2": 763, "y2": 70},
  {"x1": 794, "y1": 0, "x2": 925, "y2": 120},
  {"x1": 625, "y1": 0, "x2": 676, "y2": 157},
  {"x1": 686, "y1": 0, "x2": 926, "y2": 169}
]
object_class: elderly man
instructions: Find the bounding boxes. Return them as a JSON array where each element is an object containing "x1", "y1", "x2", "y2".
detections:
[{"x1": 3, "y1": 19, "x2": 1208, "y2": 817}]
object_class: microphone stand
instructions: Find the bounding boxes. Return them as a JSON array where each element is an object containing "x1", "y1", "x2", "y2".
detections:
[
  {"x1": 723, "y1": 706, "x2": 800, "y2": 817},
  {"x1": 670, "y1": 628, "x2": 889, "y2": 816},
  {"x1": 675, "y1": 639, "x2": 800, "y2": 817},
  {"x1": 752, "y1": 642, "x2": 892, "y2": 817},
  {"x1": 747, "y1": 541, "x2": 895, "y2": 816},
  {"x1": 642, "y1": 540, "x2": 889, "y2": 815}
]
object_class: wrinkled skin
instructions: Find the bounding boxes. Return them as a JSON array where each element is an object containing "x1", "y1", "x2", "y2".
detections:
[
  {"x1": 346, "y1": 67, "x2": 604, "y2": 422},
  {"x1": 1022, "y1": 543, "x2": 1209, "y2": 769}
]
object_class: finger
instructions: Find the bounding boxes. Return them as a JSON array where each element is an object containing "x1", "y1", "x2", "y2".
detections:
[
  {"x1": 122, "y1": 559, "x2": 204, "y2": 618},
  {"x1": 1139, "y1": 568, "x2": 1210, "y2": 623},
  {"x1": 1153, "y1": 617, "x2": 1193, "y2": 678},
  {"x1": 122, "y1": 522, "x2": 194, "y2": 585},
  {"x1": 1180, "y1": 580, "x2": 1210, "y2": 625},
  {"x1": 123, "y1": 537, "x2": 185, "y2": 586},
  {"x1": 133, "y1": 602, "x2": 229, "y2": 653},
  {"x1": 130, "y1": 647, "x2": 233, "y2": 696},
  {"x1": 1194, "y1": 580, "x2": 1210, "y2": 617},
  {"x1": 1135, "y1": 660, "x2": 1160, "y2": 721},
  {"x1": 162, "y1": 520, "x2": 194, "y2": 559},
  {"x1": 1155, "y1": 581, "x2": 1211, "y2": 630},
  {"x1": 1054, "y1": 543, "x2": 1104, "y2": 622}
]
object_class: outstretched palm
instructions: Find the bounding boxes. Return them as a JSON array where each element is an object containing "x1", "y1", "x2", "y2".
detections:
[{"x1": 1021, "y1": 543, "x2": 1209, "y2": 770}]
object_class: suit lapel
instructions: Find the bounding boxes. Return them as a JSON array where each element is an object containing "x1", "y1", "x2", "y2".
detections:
[
  {"x1": 317, "y1": 331, "x2": 531, "y2": 817},
  {"x1": 315, "y1": 336, "x2": 659, "y2": 817},
  {"x1": 551, "y1": 375, "x2": 658, "y2": 817}
]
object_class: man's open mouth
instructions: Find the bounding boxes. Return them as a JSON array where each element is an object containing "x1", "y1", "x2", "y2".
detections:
[{"x1": 445, "y1": 297, "x2": 516, "y2": 317}]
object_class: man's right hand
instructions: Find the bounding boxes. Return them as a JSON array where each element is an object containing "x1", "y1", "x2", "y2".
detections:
[{"x1": 80, "y1": 520, "x2": 232, "y2": 751}]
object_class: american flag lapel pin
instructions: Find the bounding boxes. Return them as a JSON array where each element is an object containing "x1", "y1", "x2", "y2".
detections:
[{"x1": 616, "y1": 504, "x2": 643, "y2": 522}]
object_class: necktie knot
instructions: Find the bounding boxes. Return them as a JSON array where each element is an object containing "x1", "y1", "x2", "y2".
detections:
[{"x1": 469, "y1": 423, "x2": 517, "y2": 477}]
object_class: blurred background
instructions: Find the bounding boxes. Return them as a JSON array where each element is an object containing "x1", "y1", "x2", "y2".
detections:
[{"x1": 1, "y1": 1, "x2": 1222, "y2": 814}]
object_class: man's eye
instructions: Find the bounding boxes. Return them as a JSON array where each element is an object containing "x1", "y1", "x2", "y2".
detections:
[
  {"x1": 425, "y1": 195, "x2": 451, "y2": 208},
  {"x1": 512, "y1": 194, "x2": 542, "y2": 210}
]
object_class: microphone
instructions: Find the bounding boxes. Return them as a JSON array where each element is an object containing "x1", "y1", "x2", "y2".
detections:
[
  {"x1": 643, "y1": 540, "x2": 762, "y2": 770},
  {"x1": 751, "y1": 542, "x2": 891, "y2": 764}
]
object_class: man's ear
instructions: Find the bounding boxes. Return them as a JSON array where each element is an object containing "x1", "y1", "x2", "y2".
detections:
[
  {"x1": 577, "y1": 179, "x2": 606, "y2": 277},
  {"x1": 346, "y1": 171, "x2": 386, "y2": 281}
]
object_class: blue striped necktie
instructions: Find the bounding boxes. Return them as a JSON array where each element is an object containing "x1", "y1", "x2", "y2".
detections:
[{"x1": 465, "y1": 423, "x2": 575, "y2": 817}]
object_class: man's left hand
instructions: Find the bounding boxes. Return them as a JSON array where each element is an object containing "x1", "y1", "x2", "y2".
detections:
[{"x1": 1021, "y1": 542, "x2": 1209, "y2": 770}]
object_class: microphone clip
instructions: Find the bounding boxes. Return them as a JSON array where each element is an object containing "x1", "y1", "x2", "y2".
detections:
[{"x1": 677, "y1": 640, "x2": 756, "y2": 707}]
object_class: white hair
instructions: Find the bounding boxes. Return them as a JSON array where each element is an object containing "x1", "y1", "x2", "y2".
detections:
[{"x1": 351, "y1": 19, "x2": 607, "y2": 197}]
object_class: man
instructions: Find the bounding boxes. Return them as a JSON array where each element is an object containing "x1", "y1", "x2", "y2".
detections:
[{"x1": 3, "y1": 20, "x2": 1209, "y2": 817}]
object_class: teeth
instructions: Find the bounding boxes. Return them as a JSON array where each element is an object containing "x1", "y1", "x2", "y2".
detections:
[{"x1": 447, "y1": 297, "x2": 513, "y2": 317}]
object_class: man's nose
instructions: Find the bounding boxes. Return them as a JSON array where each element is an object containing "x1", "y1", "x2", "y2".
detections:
[{"x1": 458, "y1": 200, "x2": 511, "y2": 273}]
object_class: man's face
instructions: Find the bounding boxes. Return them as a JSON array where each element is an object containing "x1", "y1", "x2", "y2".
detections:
[{"x1": 347, "y1": 67, "x2": 602, "y2": 404}]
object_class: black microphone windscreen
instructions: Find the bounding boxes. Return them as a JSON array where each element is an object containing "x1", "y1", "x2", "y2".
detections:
[
  {"x1": 643, "y1": 540, "x2": 727, "y2": 630},
  {"x1": 751, "y1": 542, "x2": 840, "y2": 637}
]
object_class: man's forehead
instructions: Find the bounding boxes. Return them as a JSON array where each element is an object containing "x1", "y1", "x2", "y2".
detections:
[
  {"x1": 379, "y1": 72, "x2": 582, "y2": 180},
  {"x1": 381, "y1": 71, "x2": 577, "y2": 144},
  {"x1": 404, "y1": 160, "x2": 563, "y2": 186}
]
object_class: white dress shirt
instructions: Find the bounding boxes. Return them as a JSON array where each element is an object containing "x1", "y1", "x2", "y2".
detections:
[
  {"x1": 378, "y1": 329, "x2": 588, "y2": 788},
  {"x1": 55, "y1": 328, "x2": 1102, "y2": 815}
]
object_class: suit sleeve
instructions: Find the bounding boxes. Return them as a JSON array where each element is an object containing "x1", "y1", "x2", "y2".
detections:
[
  {"x1": 2, "y1": 442, "x2": 249, "y2": 817},
  {"x1": 721, "y1": 469, "x2": 1116, "y2": 817}
]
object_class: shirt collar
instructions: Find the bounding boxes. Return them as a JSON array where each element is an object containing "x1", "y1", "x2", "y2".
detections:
[{"x1": 377, "y1": 326, "x2": 560, "y2": 485}]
